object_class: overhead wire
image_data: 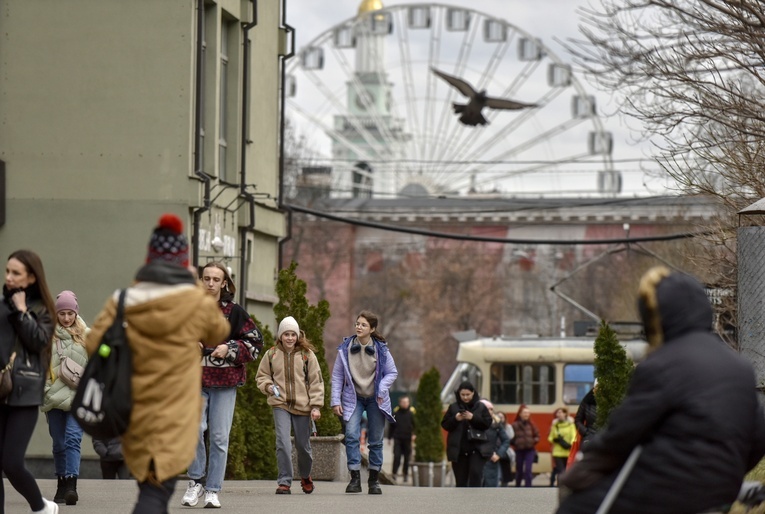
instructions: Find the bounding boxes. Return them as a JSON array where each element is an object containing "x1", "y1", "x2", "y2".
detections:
[{"x1": 284, "y1": 203, "x2": 712, "y2": 246}]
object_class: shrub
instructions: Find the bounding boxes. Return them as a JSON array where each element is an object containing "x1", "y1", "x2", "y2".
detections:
[
  {"x1": 413, "y1": 367, "x2": 445, "y2": 462},
  {"x1": 594, "y1": 320, "x2": 634, "y2": 428},
  {"x1": 226, "y1": 321, "x2": 277, "y2": 479}
]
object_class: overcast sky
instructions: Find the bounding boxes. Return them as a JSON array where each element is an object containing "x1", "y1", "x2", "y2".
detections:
[{"x1": 284, "y1": 0, "x2": 667, "y2": 196}]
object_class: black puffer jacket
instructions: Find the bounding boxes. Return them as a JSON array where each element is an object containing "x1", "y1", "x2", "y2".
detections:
[
  {"x1": 559, "y1": 270, "x2": 765, "y2": 514},
  {"x1": 441, "y1": 388, "x2": 492, "y2": 462},
  {"x1": 574, "y1": 389, "x2": 597, "y2": 443},
  {"x1": 0, "y1": 286, "x2": 54, "y2": 407}
]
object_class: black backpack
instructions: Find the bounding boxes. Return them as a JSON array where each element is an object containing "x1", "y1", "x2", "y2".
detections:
[{"x1": 73, "y1": 289, "x2": 132, "y2": 438}]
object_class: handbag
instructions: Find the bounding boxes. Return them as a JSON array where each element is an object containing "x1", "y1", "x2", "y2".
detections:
[
  {"x1": 466, "y1": 426, "x2": 487, "y2": 441},
  {"x1": 73, "y1": 289, "x2": 132, "y2": 439},
  {"x1": 55, "y1": 339, "x2": 84, "y2": 389},
  {"x1": 0, "y1": 352, "x2": 16, "y2": 400}
]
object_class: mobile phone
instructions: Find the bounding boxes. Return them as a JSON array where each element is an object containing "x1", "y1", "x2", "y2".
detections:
[{"x1": 202, "y1": 347, "x2": 215, "y2": 356}]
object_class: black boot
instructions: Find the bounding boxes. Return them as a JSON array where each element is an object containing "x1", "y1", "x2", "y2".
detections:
[
  {"x1": 53, "y1": 476, "x2": 66, "y2": 504},
  {"x1": 345, "y1": 470, "x2": 362, "y2": 493},
  {"x1": 64, "y1": 476, "x2": 78, "y2": 505},
  {"x1": 368, "y1": 469, "x2": 382, "y2": 495}
]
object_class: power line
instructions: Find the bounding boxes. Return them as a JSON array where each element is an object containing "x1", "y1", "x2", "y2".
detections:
[{"x1": 284, "y1": 204, "x2": 710, "y2": 246}]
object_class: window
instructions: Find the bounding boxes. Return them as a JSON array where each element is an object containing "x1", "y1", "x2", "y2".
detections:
[
  {"x1": 219, "y1": 22, "x2": 230, "y2": 182},
  {"x1": 490, "y1": 363, "x2": 555, "y2": 405},
  {"x1": 563, "y1": 364, "x2": 594, "y2": 405},
  {"x1": 441, "y1": 362, "x2": 483, "y2": 405}
]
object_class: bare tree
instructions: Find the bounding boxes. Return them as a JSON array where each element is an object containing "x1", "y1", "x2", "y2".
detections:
[{"x1": 568, "y1": 0, "x2": 765, "y2": 343}]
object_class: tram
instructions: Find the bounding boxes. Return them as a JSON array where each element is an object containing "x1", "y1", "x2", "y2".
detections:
[{"x1": 440, "y1": 336, "x2": 648, "y2": 474}]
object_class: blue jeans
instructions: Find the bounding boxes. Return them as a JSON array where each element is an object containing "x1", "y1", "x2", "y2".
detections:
[
  {"x1": 345, "y1": 396, "x2": 384, "y2": 471},
  {"x1": 46, "y1": 409, "x2": 83, "y2": 477},
  {"x1": 187, "y1": 387, "x2": 237, "y2": 492}
]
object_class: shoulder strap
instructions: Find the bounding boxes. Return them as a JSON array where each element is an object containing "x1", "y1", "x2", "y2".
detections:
[{"x1": 115, "y1": 289, "x2": 127, "y2": 325}]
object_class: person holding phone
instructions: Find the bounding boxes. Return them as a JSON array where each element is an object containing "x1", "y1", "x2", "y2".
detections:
[
  {"x1": 441, "y1": 381, "x2": 493, "y2": 487},
  {"x1": 256, "y1": 316, "x2": 324, "y2": 495}
]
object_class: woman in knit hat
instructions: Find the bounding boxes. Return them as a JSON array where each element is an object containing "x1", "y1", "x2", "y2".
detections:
[
  {"x1": 256, "y1": 316, "x2": 324, "y2": 495},
  {"x1": 42, "y1": 290, "x2": 89, "y2": 505}
]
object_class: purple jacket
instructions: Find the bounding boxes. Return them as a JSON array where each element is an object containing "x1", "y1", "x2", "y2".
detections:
[{"x1": 331, "y1": 336, "x2": 398, "y2": 422}]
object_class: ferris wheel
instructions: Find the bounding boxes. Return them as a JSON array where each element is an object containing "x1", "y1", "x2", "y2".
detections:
[{"x1": 285, "y1": 2, "x2": 619, "y2": 198}]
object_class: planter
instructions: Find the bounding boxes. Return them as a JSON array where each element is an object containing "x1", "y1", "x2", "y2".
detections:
[
  {"x1": 292, "y1": 434, "x2": 347, "y2": 482},
  {"x1": 411, "y1": 461, "x2": 450, "y2": 487}
]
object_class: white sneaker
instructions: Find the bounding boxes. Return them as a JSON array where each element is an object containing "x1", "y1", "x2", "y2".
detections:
[
  {"x1": 204, "y1": 490, "x2": 221, "y2": 508},
  {"x1": 181, "y1": 480, "x2": 204, "y2": 507},
  {"x1": 31, "y1": 498, "x2": 59, "y2": 514}
]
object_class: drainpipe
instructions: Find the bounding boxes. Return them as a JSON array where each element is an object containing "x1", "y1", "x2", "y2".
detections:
[
  {"x1": 192, "y1": 0, "x2": 212, "y2": 268},
  {"x1": 277, "y1": 0, "x2": 295, "y2": 269},
  {"x1": 238, "y1": 0, "x2": 258, "y2": 305}
]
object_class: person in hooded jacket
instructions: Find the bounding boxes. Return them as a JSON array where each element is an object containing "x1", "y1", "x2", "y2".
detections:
[
  {"x1": 558, "y1": 267, "x2": 765, "y2": 514},
  {"x1": 548, "y1": 407, "x2": 576, "y2": 487},
  {"x1": 479, "y1": 399, "x2": 510, "y2": 487},
  {"x1": 441, "y1": 381, "x2": 493, "y2": 487},
  {"x1": 331, "y1": 310, "x2": 398, "y2": 495},
  {"x1": 85, "y1": 214, "x2": 230, "y2": 514},
  {"x1": 511, "y1": 405, "x2": 540, "y2": 487},
  {"x1": 574, "y1": 381, "x2": 598, "y2": 448}
]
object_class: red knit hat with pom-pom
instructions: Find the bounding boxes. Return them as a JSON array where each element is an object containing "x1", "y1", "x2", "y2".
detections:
[{"x1": 146, "y1": 213, "x2": 189, "y2": 267}]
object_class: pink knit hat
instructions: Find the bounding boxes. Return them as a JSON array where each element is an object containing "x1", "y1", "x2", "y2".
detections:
[
  {"x1": 480, "y1": 399, "x2": 494, "y2": 411},
  {"x1": 55, "y1": 290, "x2": 79, "y2": 314}
]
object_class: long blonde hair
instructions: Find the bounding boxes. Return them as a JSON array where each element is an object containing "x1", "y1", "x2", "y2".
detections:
[{"x1": 58, "y1": 317, "x2": 87, "y2": 346}]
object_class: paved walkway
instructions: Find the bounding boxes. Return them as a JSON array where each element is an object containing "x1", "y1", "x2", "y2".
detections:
[{"x1": 5, "y1": 478, "x2": 561, "y2": 513}]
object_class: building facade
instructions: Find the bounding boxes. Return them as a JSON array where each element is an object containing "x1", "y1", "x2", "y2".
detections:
[{"x1": 0, "y1": 0, "x2": 289, "y2": 469}]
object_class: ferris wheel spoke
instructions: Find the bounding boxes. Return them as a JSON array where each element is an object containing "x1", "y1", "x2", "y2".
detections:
[
  {"x1": 423, "y1": 7, "x2": 445, "y2": 174},
  {"x1": 429, "y1": 14, "x2": 481, "y2": 174},
  {"x1": 392, "y1": 10, "x2": 425, "y2": 180}
]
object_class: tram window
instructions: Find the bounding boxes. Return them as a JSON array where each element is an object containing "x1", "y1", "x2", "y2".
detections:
[
  {"x1": 490, "y1": 364, "x2": 555, "y2": 405},
  {"x1": 563, "y1": 364, "x2": 594, "y2": 405},
  {"x1": 441, "y1": 362, "x2": 483, "y2": 404}
]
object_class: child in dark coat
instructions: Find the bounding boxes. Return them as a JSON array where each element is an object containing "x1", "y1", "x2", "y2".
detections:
[{"x1": 92, "y1": 436, "x2": 129, "y2": 479}]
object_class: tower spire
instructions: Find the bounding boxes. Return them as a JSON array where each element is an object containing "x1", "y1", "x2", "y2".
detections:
[{"x1": 358, "y1": 0, "x2": 384, "y2": 16}]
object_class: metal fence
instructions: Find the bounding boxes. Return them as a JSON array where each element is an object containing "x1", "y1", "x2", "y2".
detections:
[{"x1": 737, "y1": 225, "x2": 765, "y2": 391}]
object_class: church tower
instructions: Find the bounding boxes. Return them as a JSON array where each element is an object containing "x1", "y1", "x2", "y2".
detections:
[{"x1": 331, "y1": 0, "x2": 410, "y2": 198}]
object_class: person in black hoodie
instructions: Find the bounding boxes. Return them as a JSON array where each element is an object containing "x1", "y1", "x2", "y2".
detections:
[
  {"x1": 388, "y1": 395, "x2": 415, "y2": 482},
  {"x1": 574, "y1": 380, "x2": 598, "y2": 448},
  {"x1": 558, "y1": 267, "x2": 765, "y2": 514},
  {"x1": 441, "y1": 381, "x2": 493, "y2": 487}
]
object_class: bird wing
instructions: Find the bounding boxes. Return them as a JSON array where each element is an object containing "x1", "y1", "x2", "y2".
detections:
[
  {"x1": 431, "y1": 68, "x2": 476, "y2": 98},
  {"x1": 484, "y1": 96, "x2": 538, "y2": 110}
]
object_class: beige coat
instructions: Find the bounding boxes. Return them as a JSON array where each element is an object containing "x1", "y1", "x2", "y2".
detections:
[
  {"x1": 85, "y1": 283, "x2": 229, "y2": 483},
  {"x1": 256, "y1": 342, "x2": 324, "y2": 415}
]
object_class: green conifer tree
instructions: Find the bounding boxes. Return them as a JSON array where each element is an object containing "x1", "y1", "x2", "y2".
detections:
[
  {"x1": 226, "y1": 321, "x2": 277, "y2": 479},
  {"x1": 594, "y1": 320, "x2": 634, "y2": 428},
  {"x1": 414, "y1": 367, "x2": 445, "y2": 462}
]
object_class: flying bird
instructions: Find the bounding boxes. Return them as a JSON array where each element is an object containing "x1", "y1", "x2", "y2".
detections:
[{"x1": 431, "y1": 68, "x2": 537, "y2": 126}]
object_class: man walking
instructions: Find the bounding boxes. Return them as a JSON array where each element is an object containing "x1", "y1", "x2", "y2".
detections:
[{"x1": 388, "y1": 395, "x2": 415, "y2": 482}]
